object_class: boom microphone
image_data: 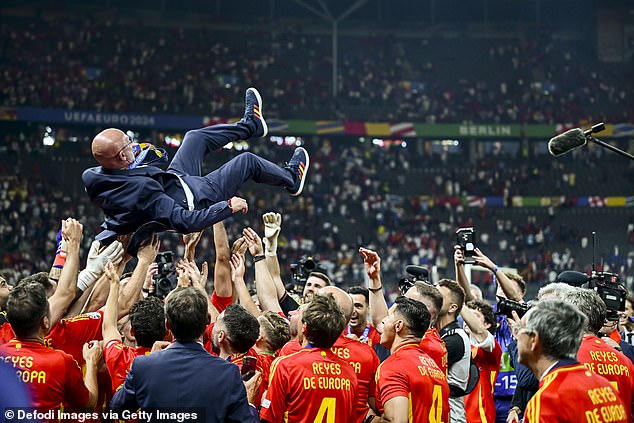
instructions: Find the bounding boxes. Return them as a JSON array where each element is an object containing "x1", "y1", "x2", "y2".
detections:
[
  {"x1": 548, "y1": 128, "x2": 587, "y2": 157},
  {"x1": 556, "y1": 270, "x2": 589, "y2": 287},
  {"x1": 405, "y1": 265, "x2": 430, "y2": 281}
]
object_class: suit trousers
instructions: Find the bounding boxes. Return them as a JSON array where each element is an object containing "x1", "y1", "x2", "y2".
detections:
[{"x1": 167, "y1": 120, "x2": 294, "y2": 206}]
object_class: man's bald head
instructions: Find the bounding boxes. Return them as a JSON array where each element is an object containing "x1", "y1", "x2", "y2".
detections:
[
  {"x1": 92, "y1": 128, "x2": 133, "y2": 169},
  {"x1": 318, "y1": 286, "x2": 353, "y2": 322}
]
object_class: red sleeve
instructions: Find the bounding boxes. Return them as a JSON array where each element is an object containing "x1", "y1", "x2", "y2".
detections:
[
  {"x1": 63, "y1": 352, "x2": 90, "y2": 408},
  {"x1": 260, "y1": 356, "x2": 288, "y2": 422},
  {"x1": 377, "y1": 359, "x2": 409, "y2": 408},
  {"x1": 367, "y1": 351, "x2": 380, "y2": 399},
  {"x1": 104, "y1": 339, "x2": 130, "y2": 393},
  {"x1": 211, "y1": 292, "x2": 233, "y2": 313}
]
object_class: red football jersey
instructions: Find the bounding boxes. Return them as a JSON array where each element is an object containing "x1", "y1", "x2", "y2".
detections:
[
  {"x1": 0, "y1": 318, "x2": 14, "y2": 345},
  {"x1": 419, "y1": 328, "x2": 448, "y2": 375},
  {"x1": 0, "y1": 339, "x2": 89, "y2": 413},
  {"x1": 211, "y1": 292, "x2": 233, "y2": 314},
  {"x1": 202, "y1": 322, "x2": 217, "y2": 354},
  {"x1": 465, "y1": 340, "x2": 503, "y2": 423},
  {"x1": 331, "y1": 334, "x2": 380, "y2": 423},
  {"x1": 577, "y1": 335, "x2": 634, "y2": 421},
  {"x1": 260, "y1": 348, "x2": 358, "y2": 423},
  {"x1": 376, "y1": 342, "x2": 450, "y2": 423},
  {"x1": 525, "y1": 362, "x2": 628, "y2": 423},
  {"x1": 346, "y1": 324, "x2": 382, "y2": 347},
  {"x1": 279, "y1": 339, "x2": 302, "y2": 356},
  {"x1": 104, "y1": 339, "x2": 151, "y2": 394},
  {"x1": 45, "y1": 310, "x2": 104, "y2": 366}
]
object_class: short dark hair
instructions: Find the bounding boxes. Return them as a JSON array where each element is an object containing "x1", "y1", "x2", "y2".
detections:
[
  {"x1": 223, "y1": 304, "x2": 260, "y2": 354},
  {"x1": 308, "y1": 272, "x2": 331, "y2": 286},
  {"x1": 6, "y1": 282, "x2": 49, "y2": 338},
  {"x1": 347, "y1": 286, "x2": 369, "y2": 304},
  {"x1": 394, "y1": 296, "x2": 430, "y2": 338},
  {"x1": 467, "y1": 299, "x2": 497, "y2": 335},
  {"x1": 165, "y1": 287, "x2": 208, "y2": 342},
  {"x1": 17, "y1": 272, "x2": 54, "y2": 294},
  {"x1": 411, "y1": 282, "x2": 443, "y2": 315},
  {"x1": 129, "y1": 297, "x2": 167, "y2": 348},
  {"x1": 258, "y1": 311, "x2": 291, "y2": 351},
  {"x1": 302, "y1": 293, "x2": 346, "y2": 348},
  {"x1": 437, "y1": 279, "x2": 465, "y2": 314}
]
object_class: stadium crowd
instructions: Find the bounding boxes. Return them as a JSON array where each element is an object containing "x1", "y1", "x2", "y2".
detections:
[
  {"x1": 1, "y1": 13, "x2": 633, "y2": 123},
  {"x1": 1, "y1": 5, "x2": 634, "y2": 422}
]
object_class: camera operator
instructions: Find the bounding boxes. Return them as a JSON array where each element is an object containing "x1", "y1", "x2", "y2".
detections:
[
  {"x1": 454, "y1": 245, "x2": 528, "y2": 423},
  {"x1": 563, "y1": 288, "x2": 634, "y2": 419},
  {"x1": 620, "y1": 292, "x2": 634, "y2": 346}
]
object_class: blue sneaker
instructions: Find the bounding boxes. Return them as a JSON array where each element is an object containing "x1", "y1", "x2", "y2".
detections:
[
  {"x1": 243, "y1": 87, "x2": 268, "y2": 138},
  {"x1": 285, "y1": 147, "x2": 309, "y2": 196}
]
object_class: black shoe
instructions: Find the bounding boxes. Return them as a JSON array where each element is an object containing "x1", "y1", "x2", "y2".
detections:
[
  {"x1": 285, "y1": 147, "x2": 309, "y2": 196},
  {"x1": 243, "y1": 87, "x2": 268, "y2": 137}
]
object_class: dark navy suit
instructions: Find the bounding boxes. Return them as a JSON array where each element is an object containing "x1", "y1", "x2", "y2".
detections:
[
  {"x1": 83, "y1": 121, "x2": 293, "y2": 239},
  {"x1": 110, "y1": 341, "x2": 259, "y2": 422}
]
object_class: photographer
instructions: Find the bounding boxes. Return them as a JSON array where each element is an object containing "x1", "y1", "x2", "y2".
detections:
[{"x1": 454, "y1": 244, "x2": 527, "y2": 423}]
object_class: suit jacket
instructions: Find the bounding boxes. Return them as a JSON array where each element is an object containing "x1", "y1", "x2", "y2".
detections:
[
  {"x1": 82, "y1": 166, "x2": 231, "y2": 237},
  {"x1": 110, "y1": 341, "x2": 259, "y2": 423}
]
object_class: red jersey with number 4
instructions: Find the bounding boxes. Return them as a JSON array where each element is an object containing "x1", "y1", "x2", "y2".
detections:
[
  {"x1": 465, "y1": 340, "x2": 503, "y2": 423},
  {"x1": 260, "y1": 348, "x2": 358, "y2": 423},
  {"x1": 331, "y1": 334, "x2": 380, "y2": 423},
  {"x1": 376, "y1": 342, "x2": 450, "y2": 423},
  {"x1": 45, "y1": 310, "x2": 104, "y2": 366},
  {"x1": 420, "y1": 328, "x2": 448, "y2": 375},
  {"x1": 104, "y1": 339, "x2": 151, "y2": 394},
  {"x1": 525, "y1": 362, "x2": 628, "y2": 423},
  {"x1": 577, "y1": 335, "x2": 634, "y2": 421},
  {"x1": 0, "y1": 339, "x2": 89, "y2": 412}
]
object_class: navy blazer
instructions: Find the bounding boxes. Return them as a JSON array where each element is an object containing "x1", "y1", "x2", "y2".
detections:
[
  {"x1": 110, "y1": 341, "x2": 259, "y2": 423},
  {"x1": 83, "y1": 166, "x2": 231, "y2": 237}
]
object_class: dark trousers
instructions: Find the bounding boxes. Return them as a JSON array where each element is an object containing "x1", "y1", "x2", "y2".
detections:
[{"x1": 167, "y1": 121, "x2": 294, "y2": 207}]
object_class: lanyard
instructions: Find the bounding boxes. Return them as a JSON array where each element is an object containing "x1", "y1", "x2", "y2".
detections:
[
  {"x1": 348, "y1": 325, "x2": 371, "y2": 343},
  {"x1": 128, "y1": 143, "x2": 169, "y2": 169}
]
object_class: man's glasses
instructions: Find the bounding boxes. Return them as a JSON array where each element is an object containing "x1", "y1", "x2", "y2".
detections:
[{"x1": 112, "y1": 131, "x2": 135, "y2": 158}]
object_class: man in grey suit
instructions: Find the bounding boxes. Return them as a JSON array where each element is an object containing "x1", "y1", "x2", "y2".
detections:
[{"x1": 110, "y1": 287, "x2": 260, "y2": 422}]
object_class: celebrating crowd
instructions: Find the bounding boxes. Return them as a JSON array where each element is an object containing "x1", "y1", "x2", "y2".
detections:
[{"x1": 0, "y1": 91, "x2": 633, "y2": 420}]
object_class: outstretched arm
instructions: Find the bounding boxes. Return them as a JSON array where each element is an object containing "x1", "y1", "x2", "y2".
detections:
[
  {"x1": 49, "y1": 218, "x2": 83, "y2": 326},
  {"x1": 243, "y1": 227, "x2": 282, "y2": 313},
  {"x1": 262, "y1": 212, "x2": 287, "y2": 300},
  {"x1": 118, "y1": 235, "x2": 160, "y2": 316},
  {"x1": 359, "y1": 247, "x2": 389, "y2": 331},
  {"x1": 454, "y1": 245, "x2": 475, "y2": 303},
  {"x1": 230, "y1": 253, "x2": 260, "y2": 317},
  {"x1": 473, "y1": 247, "x2": 524, "y2": 302},
  {"x1": 102, "y1": 262, "x2": 122, "y2": 345},
  {"x1": 213, "y1": 222, "x2": 233, "y2": 299}
]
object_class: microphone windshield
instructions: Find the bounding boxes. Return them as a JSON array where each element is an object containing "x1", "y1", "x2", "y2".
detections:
[
  {"x1": 405, "y1": 265, "x2": 429, "y2": 281},
  {"x1": 556, "y1": 270, "x2": 588, "y2": 287},
  {"x1": 548, "y1": 128, "x2": 587, "y2": 157}
]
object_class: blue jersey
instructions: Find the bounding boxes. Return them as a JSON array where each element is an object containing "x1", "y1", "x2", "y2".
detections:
[{"x1": 493, "y1": 315, "x2": 517, "y2": 397}]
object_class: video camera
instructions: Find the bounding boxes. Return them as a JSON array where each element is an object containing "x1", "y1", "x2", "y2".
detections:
[
  {"x1": 496, "y1": 296, "x2": 531, "y2": 319},
  {"x1": 456, "y1": 227, "x2": 476, "y2": 264},
  {"x1": 153, "y1": 251, "x2": 177, "y2": 299},
  {"x1": 289, "y1": 255, "x2": 321, "y2": 285},
  {"x1": 557, "y1": 270, "x2": 626, "y2": 321},
  {"x1": 557, "y1": 232, "x2": 627, "y2": 321},
  {"x1": 398, "y1": 265, "x2": 430, "y2": 295}
]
